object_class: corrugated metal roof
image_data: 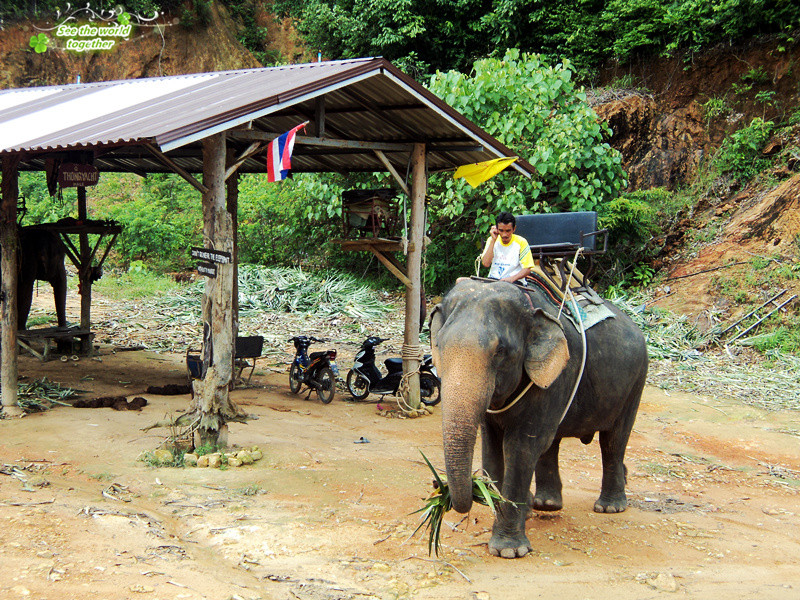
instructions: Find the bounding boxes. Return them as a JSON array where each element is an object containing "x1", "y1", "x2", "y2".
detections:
[{"x1": 0, "y1": 58, "x2": 534, "y2": 178}]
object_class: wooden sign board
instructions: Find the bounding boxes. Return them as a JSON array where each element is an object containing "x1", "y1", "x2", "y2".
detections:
[
  {"x1": 58, "y1": 163, "x2": 99, "y2": 187},
  {"x1": 197, "y1": 262, "x2": 217, "y2": 278},
  {"x1": 191, "y1": 247, "x2": 231, "y2": 264}
]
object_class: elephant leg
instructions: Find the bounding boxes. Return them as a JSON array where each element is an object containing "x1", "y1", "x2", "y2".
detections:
[
  {"x1": 488, "y1": 432, "x2": 539, "y2": 559},
  {"x1": 595, "y1": 384, "x2": 643, "y2": 513},
  {"x1": 481, "y1": 421, "x2": 504, "y2": 489},
  {"x1": 18, "y1": 277, "x2": 34, "y2": 330},
  {"x1": 533, "y1": 438, "x2": 563, "y2": 511},
  {"x1": 50, "y1": 268, "x2": 68, "y2": 328}
]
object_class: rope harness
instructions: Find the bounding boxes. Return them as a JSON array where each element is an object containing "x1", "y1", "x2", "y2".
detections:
[
  {"x1": 396, "y1": 343, "x2": 425, "y2": 413},
  {"x1": 486, "y1": 247, "x2": 588, "y2": 423}
]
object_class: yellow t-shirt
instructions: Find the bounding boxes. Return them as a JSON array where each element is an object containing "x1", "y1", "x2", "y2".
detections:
[{"x1": 483, "y1": 234, "x2": 534, "y2": 280}]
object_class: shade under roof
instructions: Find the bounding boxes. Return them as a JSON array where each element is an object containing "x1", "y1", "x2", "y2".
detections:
[{"x1": 0, "y1": 57, "x2": 534, "y2": 179}]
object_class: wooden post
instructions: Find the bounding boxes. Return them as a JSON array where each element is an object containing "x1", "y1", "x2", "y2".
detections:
[
  {"x1": 193, "y1": 133, "x2": 238, "y2": 446},
  {"x1": 1, "y1": 155, "x2": 22, "y2": 417},
  {"x1": 402, "y1": 143, "x2": 426, "y2": 410},
  {"x1": 226, "y1": 151, "x2": 239, "y2": 388},
  {"x1": 77, "y1": 185, "x2": 92, "y2": 353}
]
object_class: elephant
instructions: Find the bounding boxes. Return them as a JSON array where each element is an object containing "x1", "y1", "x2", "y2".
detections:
[
  {"x1": 0, "y1": 227, "x2": 68, "y2": 330},
  {"x1": 429, "y1": 278, "x2": 648, "y2": 559}
]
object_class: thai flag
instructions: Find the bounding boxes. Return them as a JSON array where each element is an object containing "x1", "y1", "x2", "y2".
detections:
[{"x1": 266, "y1": 122, "x2": 308, "y2": 182}]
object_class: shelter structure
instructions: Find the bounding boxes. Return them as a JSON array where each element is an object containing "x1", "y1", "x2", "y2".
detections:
[{"x1": 0, "y1": 58, "x2": 534, "y2": 438}]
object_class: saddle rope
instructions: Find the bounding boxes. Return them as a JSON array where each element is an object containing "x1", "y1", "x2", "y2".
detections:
[{"x1": 487, "y1": 247, "x2": 588, "y2": 421}]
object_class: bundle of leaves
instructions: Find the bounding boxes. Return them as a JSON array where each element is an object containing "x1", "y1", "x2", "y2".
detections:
[
  {"x1": 17, "y1": 378, "x2": 80, "y2": 413},
  {"x1": 412, "y1": 452, "x2": 508, "y2": 557},
  {"x1": 158, "y1": 265, "x2": 393, "y2": 321},
  {"x1": 611, "y1": 292, "x2": 712, "y2": 360}
]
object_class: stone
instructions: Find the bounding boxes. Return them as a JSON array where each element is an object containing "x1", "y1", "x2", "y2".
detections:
[
  {"x1": 207, "y1": 453, "x2": 222, "y2": 468},
  {"x1": 250, "y1": 449, "x2": 263, "y2": 461},
  {"x1": 647, "y1": 572, "x2": 679, "y2": 592},
  {"x1": 184, "y1": 453, "x2": 198, "y2": 466},
  {"x1": 228, "y1": 457, "x2": 243, "y2": 468},
  {"x1": 237, "y1": 450, "x2": 254, "y2": 465},
  {"x1": 152, "y1": 448, "x2": 174, "y2": 463},
  {"x1": 197, "y1": 455, "x2": 209, "y2": 468}
]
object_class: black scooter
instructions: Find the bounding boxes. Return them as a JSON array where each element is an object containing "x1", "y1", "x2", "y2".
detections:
[
  {"x1": 345, "y1": 336, "x2": 440, "y2": 405},
  {"x1": 288, "y1": 336, "x2": 338, "y2": 403}
]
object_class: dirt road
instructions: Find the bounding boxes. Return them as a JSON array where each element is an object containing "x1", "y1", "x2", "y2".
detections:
[{"x1": 2, "y1": 343, "x2": 799, "y2": 600}]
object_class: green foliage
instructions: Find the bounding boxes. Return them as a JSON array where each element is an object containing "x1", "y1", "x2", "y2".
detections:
[
  {"x1": 17, "y1": 172, "x2": 75, "y2": 224},
  {"x1": 701, "y1": 96, "x2": 730, "y2": 125},
  {"x1": 269, "y1": 1, "x2": 800, "y2": 77},
  {"x1": 595, "y1": 190, "x2": 662, "y2": 288},
  {"x1": 93, "y1": 174, "x2": 201, "y2": 271},
  {"x1": 422, "y1": 50, "x2": 627, "y2": 291},
  {"x1": 713, "y1": 117, "x2": 775, "y2": 180}
]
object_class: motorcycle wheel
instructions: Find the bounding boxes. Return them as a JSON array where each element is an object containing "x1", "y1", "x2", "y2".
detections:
[
  {"x1": 420, "y1": 372, "x2": 441, "y2": 406},
  {"x1": 346, "y1": 370, "x2": 371, "y2": 401},
  {"x1": 316, "y1": 367, "x2": 336, "y2": 404},
  {"x1": 289, "y1": 362, "x2": 302, "y2": 394}
]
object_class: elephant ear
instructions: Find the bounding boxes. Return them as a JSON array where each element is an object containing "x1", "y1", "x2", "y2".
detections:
[
  {"x1": 524, "y1": 308, "x2": 570, "y2": 389},
  {"x1": 428, "y1": 305, "x2": 444, "y2": 367}
]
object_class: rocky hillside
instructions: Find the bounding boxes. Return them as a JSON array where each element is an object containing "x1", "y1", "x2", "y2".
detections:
[
  {"x1": 591, "y1": 39, "x2": 800, "y2": 327},
  {"x1": 0, "y1": 4, "x2": 260, "y2": 87}
]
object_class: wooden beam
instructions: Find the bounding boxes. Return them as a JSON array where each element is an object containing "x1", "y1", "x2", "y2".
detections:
[
  {"x1": 144, "y1": 143, "x2": 208, "y2": 194},
  {"x1": 1, "y1": 154, "x2": 22, "y2": 417},
  {"x1": 229, "y1": 130, "x2": 414, "y2": 152},
  {"x1": 225, "y1": 142, "x2": 262, "y2": 181},
  {"x1": 368, "y1": 247, "x2": 411, "y2": 286},
  {"x1": 315, "y1": 96, "x2": 325, "y2": 137},
  {"x1": 373, "y1": 150, "x2": 410, "y2": 197}
]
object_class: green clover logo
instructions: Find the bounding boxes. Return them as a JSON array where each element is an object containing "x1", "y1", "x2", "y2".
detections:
[
  {"x1": 117, "y1": 12, "x2": 130, "y2": 26},
  {"x1": 29, "y1": 33, "x2": 49, "y2": 53}
]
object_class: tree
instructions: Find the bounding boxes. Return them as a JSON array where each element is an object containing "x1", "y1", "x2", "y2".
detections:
[{"x1": 423, "y1": 50, "x2": 627, "y2": 290}]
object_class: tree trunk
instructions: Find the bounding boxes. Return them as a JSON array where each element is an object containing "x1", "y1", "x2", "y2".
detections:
[
  {"x1": 1, "y1": 155, "x2": 22, "y2": 417},
  {"x1": 192, "y1": 133, "x2": 239, "y2": 446}
]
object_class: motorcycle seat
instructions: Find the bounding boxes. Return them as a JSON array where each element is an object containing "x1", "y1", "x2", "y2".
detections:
[
  {"x1": 384, "y1": 357, "x2": 403, "y2": 371},
  {"x1": 310, "y1": 350, "x2": 327, "y2": 360}
]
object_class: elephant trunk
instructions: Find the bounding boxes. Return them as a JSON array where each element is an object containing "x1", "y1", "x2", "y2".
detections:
[{"x1": 441, "y1": 364, "x2": 494, "y2": 514}]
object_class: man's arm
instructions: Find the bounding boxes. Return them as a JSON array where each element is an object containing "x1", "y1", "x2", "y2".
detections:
[
  {"x1": 500, "y1": 267, "x2": 531, "y2": 283},
  {"x1": 481, "y1": 226, "x2": 499, "y2": 268}
]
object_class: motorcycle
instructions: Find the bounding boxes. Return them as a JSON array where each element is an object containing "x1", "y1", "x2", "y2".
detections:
[
  {"x1": 345, "y1": 336, "x2": 441, "y2": 405},
  {"x1": 288, "y1": 336, "x2": 338, "y2": 404}
]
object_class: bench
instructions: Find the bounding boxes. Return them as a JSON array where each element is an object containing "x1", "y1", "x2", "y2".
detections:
[
  {"x1": 187, "y1": 335, "x2": 264, "y2": 384},
  {"x1": 17, "y1": 326, "x2": 94, "y2": 361},
  {"x1": 514, "y1": 211, "x2": 607, "y2": 302},
  {"x1": 514, "y1": 211, "x2": 607, "y2": 259}
]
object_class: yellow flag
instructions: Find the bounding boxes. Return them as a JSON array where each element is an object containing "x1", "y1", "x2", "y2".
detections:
[{"x1": 453, "y1": 157, "x2": 518, "y2": 187}]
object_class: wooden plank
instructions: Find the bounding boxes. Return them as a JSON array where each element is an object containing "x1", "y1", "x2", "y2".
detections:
[
  {"x1": 144, "y1": 143, "x2": 208, "y2": 194},
  {"x1": 373, "y1": 150, "x2": 410, "y2": 197},
  {"x1": 332, "y1": 238, "x2": 411, "y2": 253},
  {"x1": 229, "y1": 130, "x2": 414, "y2": 152}
]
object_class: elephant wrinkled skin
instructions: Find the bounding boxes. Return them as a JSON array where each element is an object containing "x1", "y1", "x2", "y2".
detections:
[{"x1": 430, "y1": 279, "x2": 648, "y2": 559}]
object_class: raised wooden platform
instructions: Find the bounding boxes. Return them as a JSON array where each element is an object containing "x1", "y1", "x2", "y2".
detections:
[{"x1": 17, "y1": 326, "x2": 94, "y2": 361}]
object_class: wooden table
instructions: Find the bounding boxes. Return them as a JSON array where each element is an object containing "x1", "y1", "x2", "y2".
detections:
[{"x1": 17, "y1": 326, "x2": 94, "y2": 361}]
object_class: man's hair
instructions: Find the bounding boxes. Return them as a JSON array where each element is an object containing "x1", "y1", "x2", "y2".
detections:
[{"x1": 496, "y1": 212, "x2": 516, "y2": 227}]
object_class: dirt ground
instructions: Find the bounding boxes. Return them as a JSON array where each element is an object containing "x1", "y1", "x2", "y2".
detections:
[{"x1": 2, "y1": 297, "x2": 800, "y2": 600}]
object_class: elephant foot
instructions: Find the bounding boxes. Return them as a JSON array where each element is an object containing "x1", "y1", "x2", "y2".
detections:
[
  {"x1": 488, "y1": 533, "x2": 532, "y2": 559},
  {"x1": 594, "y1": 494, "x2": 627, "y2": 513},
  {"x1": 532, "y1": 490, "x2": 563, "y2": 512}
]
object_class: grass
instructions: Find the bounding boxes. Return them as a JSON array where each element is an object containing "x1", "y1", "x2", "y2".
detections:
[{"x1": 93, "y1": 268, "x2": 182, "y2": 301}]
